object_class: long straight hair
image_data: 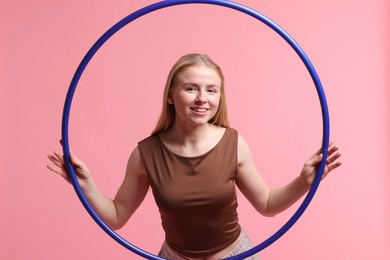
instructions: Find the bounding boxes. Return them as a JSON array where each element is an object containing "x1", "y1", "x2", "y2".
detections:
[{"x1": 152, "y1": 53, "x2": 230, "y2": 135}]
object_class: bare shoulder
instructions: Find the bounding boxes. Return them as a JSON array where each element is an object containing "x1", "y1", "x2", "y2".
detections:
[
  {"x1": 125, "y1": 146, "x2": 147, "y2": 177},
  {"x1": 237, "y1": 132, "x2": 246, "y2": 146},
  {"x1": 237, "y1": 132, "x2": 252, "y2": 163}
]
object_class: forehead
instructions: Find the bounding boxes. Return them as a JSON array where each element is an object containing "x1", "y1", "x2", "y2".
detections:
[{"x1": 177, "y1": 65, "x2": 222, "y2": 86}]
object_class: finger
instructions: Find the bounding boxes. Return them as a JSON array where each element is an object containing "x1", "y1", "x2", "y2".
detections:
[
  {"x1": 327, "y1": 143, "x2": 339, "y2": 156},
  {"x1": 69, "y1": 151, "x2": 82, "y2": 166},
  {"x1": 306, "y1": 153, "x2": 323, "y2": 167},
  {"x1": 326, "y1": 151, "x2": 342, "y2": 165},
  {"x1": 327, "y1": 161, "x2": 342, "y2": 172},
  {"x1": 47, "y1": 160, "x2": 67, "y2": 178},
  {"x1": 327, "y1": 155, "x2": 342, "y2": 167},
  {"x1": 311, "y1": 147, "x2": 322, "y2": 158},
  {"x1": 53, "y1": 150, "x2": 65, "y2": 163},
  {"x1": 54, "y1": 149, "x2": 80, "y2": 169},
  {"x1": 48, "y1": 154, "x2": 64, "y2": 169},
  {"x1": 311, "y1": 141, "x2": 334, "y2": 158},
  {"x1": 47, "y1": 164, "x2": 71, "y2": 183},
  {"x1": 59, "y1": 139, "x2": 82, "y2": 166},
  {"x1": 46, "y1": 163, "x2": 64, "y2": 175}
]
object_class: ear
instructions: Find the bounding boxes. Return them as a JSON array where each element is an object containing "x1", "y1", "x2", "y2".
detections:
[{"x1": 167, "y1": 96, "x2": 174, "y2": 104}]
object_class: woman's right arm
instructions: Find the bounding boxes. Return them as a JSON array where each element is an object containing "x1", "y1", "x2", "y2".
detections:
[{"x1": 47, "y1": 146, "x2": 149, "y2": 230}]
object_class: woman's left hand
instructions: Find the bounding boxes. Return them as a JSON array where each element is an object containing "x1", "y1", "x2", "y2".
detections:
[{"x1": 301, "y1": 143, "x2": 342, "y2": 185}]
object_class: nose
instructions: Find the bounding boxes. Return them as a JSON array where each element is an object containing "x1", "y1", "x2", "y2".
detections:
[{"x1": 195, "y1": 90, "x2": 207, "y2": 103}]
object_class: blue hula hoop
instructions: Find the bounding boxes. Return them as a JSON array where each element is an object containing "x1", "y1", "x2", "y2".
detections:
[{"x1": 61, "y1": 0, "x2": 330, "y2": 259}]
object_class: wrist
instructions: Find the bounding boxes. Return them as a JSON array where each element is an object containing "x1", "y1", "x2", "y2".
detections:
[
  {"x1": 79, "y1": 177, "x2": 96, "y2": 195},
  {"x1": 297, "y1": 174, "x2": 312, "y2": 190}
]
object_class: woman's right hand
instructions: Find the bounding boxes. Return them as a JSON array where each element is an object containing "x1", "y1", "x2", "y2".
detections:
[
  {"x1": 47, "y1": 147, "x2": 92, "y2": 187},
  {"x1": 47, "y1": 144, "x2": 150, "y2": 230}
]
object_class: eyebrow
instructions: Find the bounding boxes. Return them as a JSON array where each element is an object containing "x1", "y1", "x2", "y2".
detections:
[{"x1": 182, "y1": 82, "x2": 220, "y2": 88}]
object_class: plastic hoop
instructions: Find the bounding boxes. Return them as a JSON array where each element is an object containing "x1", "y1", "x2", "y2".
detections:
[{"x1": 62, "y1": 0, "x2": 330, "y2": 259}]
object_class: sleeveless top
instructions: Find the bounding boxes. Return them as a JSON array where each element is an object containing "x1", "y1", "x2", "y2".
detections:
[{"x1": 138, "y1": 128, "x2": 241, "y2": 257}]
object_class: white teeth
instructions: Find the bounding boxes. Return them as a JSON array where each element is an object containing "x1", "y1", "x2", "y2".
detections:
[{"x1": 192, "y1": 108, "x2": 208, "y2": 112}]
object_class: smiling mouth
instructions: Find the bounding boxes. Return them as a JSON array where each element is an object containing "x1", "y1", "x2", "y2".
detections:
[{"x1": 191, "y1": 108, "x2": 209, "y2": 113}]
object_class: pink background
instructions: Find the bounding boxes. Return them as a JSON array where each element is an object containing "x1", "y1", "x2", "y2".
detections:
[{"x1": 1, "y1": 0, "x2": 389, "y2": 259}]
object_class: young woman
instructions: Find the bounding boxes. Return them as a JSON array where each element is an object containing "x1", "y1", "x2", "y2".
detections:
[{"x1": 48, "y1": 53, "x2": 342, "y2": 259}]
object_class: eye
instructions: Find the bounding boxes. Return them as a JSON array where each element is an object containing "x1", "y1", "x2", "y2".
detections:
[
  {"x1": 186, "y1": 86, "x2": 197, "y2": 92},
  {"x1": 207, "y1": 88, "x2": 218, "y2": 94},
  {"x1": 185, "y1": 84, "x2": 198, "y2": 92}
]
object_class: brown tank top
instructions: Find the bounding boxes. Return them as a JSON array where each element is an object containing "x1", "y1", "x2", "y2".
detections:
[{"x1": 138, "y1": 128, "x2": 241, "y2": 257}]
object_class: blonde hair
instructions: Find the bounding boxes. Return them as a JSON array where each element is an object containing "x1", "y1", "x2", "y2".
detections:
[{"x1": 152, "y1": 53, "x2": 230, "y2": 135}]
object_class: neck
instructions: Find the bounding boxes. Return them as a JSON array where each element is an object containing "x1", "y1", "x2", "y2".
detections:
[
  {"x1": 160, "y1": 123, "x2": 225, "y2": 157},
  {"x1": 169, "y1": 123, "x2": 213, "y2": 146}
]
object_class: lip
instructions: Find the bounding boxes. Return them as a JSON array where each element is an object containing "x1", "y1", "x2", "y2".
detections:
[{"x1": 190, "y1": 107, "x2": 210, "y2": 113}]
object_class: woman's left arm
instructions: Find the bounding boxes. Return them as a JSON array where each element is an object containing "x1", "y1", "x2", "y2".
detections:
[{"x1": 236, "y1": 134, "x2": 342, "y2": 217}]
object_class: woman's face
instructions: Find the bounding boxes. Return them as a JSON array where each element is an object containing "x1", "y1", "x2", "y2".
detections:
[{"x1": 168, "y1": 65, "x2": 222, "y2": 128}]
